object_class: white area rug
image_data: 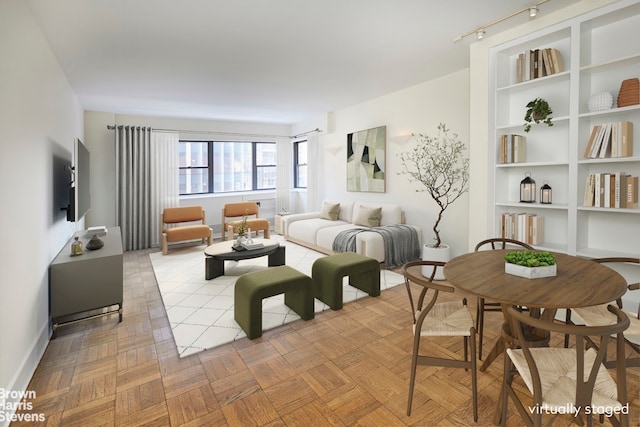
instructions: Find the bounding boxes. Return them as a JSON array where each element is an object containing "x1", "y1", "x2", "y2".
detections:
[{"x1": 149, "y1": 236, "x2": 405, "y2": 357}]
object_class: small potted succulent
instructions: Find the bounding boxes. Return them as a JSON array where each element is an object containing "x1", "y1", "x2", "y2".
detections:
[
  {"x1": 504, "y1": 250, "x2": 557, "y2": 279},
  {"x1": 524, "y1": 98, "x2": 553, "y2": 132}
]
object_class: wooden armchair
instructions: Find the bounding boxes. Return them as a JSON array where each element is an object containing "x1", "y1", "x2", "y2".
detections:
[
  {"x1": 160, "y1": 206, "x2": 212, "y2": 255},
  {"x1": 474, "y1": 238, "x2": 534, "y2": 359},
  {"x1": 402, "y1": 260, "x2": 478, "y2": 421},
  {"x1": 221, "y1": 202, "x2": 270, "y2": 241},
  {"x1": 502, "y1": 305, "x2": 629, "y2": 427},
  {"x1": 565, "y1": 257, "x2": 640, "y2": 367}
]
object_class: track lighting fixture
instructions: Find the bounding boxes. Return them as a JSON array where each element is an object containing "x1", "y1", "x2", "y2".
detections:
[{"x1": 454, "y1": 0, "x2": 550, "y2": 42}]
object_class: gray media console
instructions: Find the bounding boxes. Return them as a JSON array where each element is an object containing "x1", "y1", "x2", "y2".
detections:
[{"x1": 49, "y1": 226, "x2": 123, "y2": 337}]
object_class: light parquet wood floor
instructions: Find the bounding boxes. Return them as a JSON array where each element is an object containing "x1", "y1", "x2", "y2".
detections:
[{"x1": 12, "y1": 248, "x2": 640, "y2": 426}]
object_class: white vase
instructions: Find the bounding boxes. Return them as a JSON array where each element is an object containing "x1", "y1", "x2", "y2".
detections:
[{"x1": 421, "y1": 244, "x2": 451, "y2": 280}]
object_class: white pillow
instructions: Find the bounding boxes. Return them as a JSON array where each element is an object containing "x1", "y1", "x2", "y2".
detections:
[
  {"x1": 319, "y1": 202, "x2": 340, "y2": 221},
  {"x1": 354, "y1": 206, "x2": 382, "y2": 227}
]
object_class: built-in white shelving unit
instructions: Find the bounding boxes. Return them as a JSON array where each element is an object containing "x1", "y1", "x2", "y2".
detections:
[{"x1": 489, "y1": 0, "x2": 640, "y2": 309}]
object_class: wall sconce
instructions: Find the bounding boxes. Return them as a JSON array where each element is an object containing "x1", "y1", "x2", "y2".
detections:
[
  {"x1": 520, "y1": 172, "x2": 536, "y2": 203},
  {"x1": 529, "y1": 6, "x2": 538, "y2": 18},
  {"x1": 326, "y1": 144, "x2": 342, "y2": 156},
  {"x1": 540, "y1": 181, "x2": 552, "y2": 204},
  {"x1": 476, "y1": 29, "x2": 485, "y2": 40}
]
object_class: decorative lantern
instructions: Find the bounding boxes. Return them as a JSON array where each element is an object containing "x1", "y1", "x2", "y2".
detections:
[
  {"x1": 540, "y1": 181, "x2": 552, "y2": 204},
  {"x1": 520, "y1": 172, "x2": 536, "y2": 203}
]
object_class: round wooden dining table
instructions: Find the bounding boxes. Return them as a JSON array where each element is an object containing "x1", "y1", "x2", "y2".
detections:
[
  {"x1": 444, "y1": 250, "x2": 627, "y2": 425},
  {"x1": 444, "y1": 250, "x2": 627, "y2": 370}
]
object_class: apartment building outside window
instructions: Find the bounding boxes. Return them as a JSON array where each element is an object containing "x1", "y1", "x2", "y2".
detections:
[
  {"x1": 294, "y1": 140, "x2": 307, "y2": 188},
  {"x1": 179, "y1": 141, "x2": 276, "y2": 195}
]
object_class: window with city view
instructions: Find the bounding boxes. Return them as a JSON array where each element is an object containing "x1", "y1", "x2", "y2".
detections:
[
  {"x1": 294, "y1": 140, "x2": 307, "y2": 188},
  {"x1": 179, "y1": 141, "x2": 276, "y2": 195}
]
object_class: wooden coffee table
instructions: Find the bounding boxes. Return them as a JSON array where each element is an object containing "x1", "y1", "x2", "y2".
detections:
[{"x1": 204, "y1": 239, "x2": 285, "y2": 279}]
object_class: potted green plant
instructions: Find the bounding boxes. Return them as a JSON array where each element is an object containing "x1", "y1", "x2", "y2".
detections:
[
  {"x1": 524, "y1": 98, "x2": 553, "y2": 132},
  {"x1": 504, "y1": 250, "x2": 557, "y2": 279},
  {"x1": 398, "y1": 123, "x2": 470, "y2": 278}
]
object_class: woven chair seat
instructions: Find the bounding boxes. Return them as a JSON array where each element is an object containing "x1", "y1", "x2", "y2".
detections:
[
  {"x1": 573, "y1": 305, "x2": 640, "y2": 340},
  {"x1": 507, "y1": 347, "x2": 623, "y2": 412},
  {"x1": 414, "y1": 300, "x2": 473, "y2": 337}
]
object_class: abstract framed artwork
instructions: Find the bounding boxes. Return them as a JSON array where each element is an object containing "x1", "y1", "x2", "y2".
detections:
[{"x1": 347, "y1": 126, "x2": 386, "y2": 193}]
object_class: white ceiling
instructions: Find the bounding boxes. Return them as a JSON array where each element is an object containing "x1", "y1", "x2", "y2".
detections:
[{"x1": 26, "y1": 0, "x2": 580, "y2": 124}]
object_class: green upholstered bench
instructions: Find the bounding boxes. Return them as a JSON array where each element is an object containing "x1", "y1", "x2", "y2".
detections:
[
  {"x1": 311, "y1": 252, "x2": 380, "y2": 310},
  {"x1": 234, "y1": 266, "x2": 315, "y2": 339}
]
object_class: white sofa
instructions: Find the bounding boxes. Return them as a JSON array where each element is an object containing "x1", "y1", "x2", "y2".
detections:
[{"x1": 283, "y1": 201, "x2": 421, "y2": 265}]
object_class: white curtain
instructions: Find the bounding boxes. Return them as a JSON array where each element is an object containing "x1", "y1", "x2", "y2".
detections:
[
  {"x1": 150, "y1": 130, "x2": 180, "y2": 245},
  {"x1": 275, "y1": 137, "x2": 291, "y2": 214},
  {"x1": 306, "y1": 131, "x2": 319, "y2": 211},
  {"x1": 115, "y1": 126, "x2": 179, "y2": 251}
]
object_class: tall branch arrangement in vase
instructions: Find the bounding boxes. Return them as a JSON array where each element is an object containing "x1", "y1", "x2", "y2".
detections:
[{"x1": 398, "y1": 123, "x2": 470, "y2": 248}]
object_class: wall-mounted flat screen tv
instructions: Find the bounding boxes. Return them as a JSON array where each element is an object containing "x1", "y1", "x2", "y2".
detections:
[{"x1": 66, "y1": 138, "x2": 91, "y2": 222}]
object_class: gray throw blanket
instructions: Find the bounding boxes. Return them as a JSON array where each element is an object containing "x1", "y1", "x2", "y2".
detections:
[{"x1": 332, "y1": 224, "x2": 421, "y2": 268}]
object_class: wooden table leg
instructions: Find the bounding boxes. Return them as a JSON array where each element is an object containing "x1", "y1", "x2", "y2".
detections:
[{"x1": 480, "y1": 336, "x2": 506, "y2": 372}]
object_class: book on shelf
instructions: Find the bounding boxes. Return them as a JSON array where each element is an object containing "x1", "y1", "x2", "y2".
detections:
[
  {"x1": 614, "y1": 172, "x2": 627, "y2": 209},
  {"x1": 584, "y1": 172, "x2": 637, "y2": 208},
  {"x1": 515, "y1": 47, "x2": 563, "y2": 82},
  {"x1": 598, "y1": 123, "x2": 613, "y2": 158},
  {"x1": 500, "y1": 212, "x2": 543, "y2": 245},
  {"x1": 628, "y1": 176, "x2": 639, "y2": 208},
  {"x1": 584, "y1": 121, "x2": 633, "y2": 159},
  {"x1": 621, "y1": 121, "x2": 633, "y2": 157},
  {"x1": 498, "y1": 134, "x2": 526, "y2": 163},
  {"x1": 549, "y1": 48, "x2": 563, "y2": 73},
  {"x1": 583, "y1": 174, "x2": 595, "y2": 207},
  {"x1": 541, "y1": 48, "x2": 553, "y2": 75},
  {"x1": 583, "y1": 125, "x2": 601, "y2": 158},
  {"x1": 603, "y1": 173, "x2": 612, "y2": 207}
]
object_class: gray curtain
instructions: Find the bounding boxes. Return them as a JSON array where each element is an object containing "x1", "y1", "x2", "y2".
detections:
[{"x1": 115, "y1": 126, "x2": 179, "y2": 251}]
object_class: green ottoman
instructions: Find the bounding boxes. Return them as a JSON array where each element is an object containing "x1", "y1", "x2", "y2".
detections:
[
  {"x1": 312, "y1": 252, "x2": 380, "y2": 310},
  {"x1": 234, "y1": 266, "x2": 314, "y2": 339}
]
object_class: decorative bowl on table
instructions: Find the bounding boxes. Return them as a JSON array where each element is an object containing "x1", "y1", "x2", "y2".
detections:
[{"x1": 504, "y1": 251, "x2": 556, "y2": 279}]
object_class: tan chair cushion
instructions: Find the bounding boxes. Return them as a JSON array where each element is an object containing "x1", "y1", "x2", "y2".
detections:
[
  {"x1": 163, "y1": 206, "x2": 204, "y2": 223},
  {"x1": 224, "y1": 202, "x2": 259, "y2": 217},
  {"x1": 164, "y1": 225, "x2": 211, "y2": 242}
]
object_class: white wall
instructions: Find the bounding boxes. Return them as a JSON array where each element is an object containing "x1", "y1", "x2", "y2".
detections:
[
  {"x1": 0, "y1": 1, "x2": 83, "y2": 419},
  {"x1": 312, "y1": 69, "x2": 472, "y2": 257}
]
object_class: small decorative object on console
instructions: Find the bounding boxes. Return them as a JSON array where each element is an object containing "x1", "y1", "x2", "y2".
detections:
[
  {"x1": 70, "y1": 236, "x2": 83, "y2": 256},
  {"x1": 86, "y1": 235, "x2": 104, "y2": 250}
]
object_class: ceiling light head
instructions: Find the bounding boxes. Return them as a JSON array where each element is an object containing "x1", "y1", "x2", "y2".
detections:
[
  {"x1": 476, "y1": 29, "x2": 485, "y2": 40},
  {"x1": 529, "y1": 6, "x2": 538, "y2": 18}
]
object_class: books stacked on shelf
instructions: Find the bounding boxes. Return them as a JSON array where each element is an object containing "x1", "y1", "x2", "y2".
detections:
[
  {"x1": 516, "y1": 48, "x2": 563, "y2": 83},
  {"x1": 583, "y1": 121, "x2": 633, "y2": 158},
  {"x1": 583, "y1": 173, "x2": 638, "y2": 208},
  {"x1": 498, "y1": 134, "x2": 526, "y2": 164},
  {"x1": 500, "y1": 212, "x2": 544, "y2": 245}
]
